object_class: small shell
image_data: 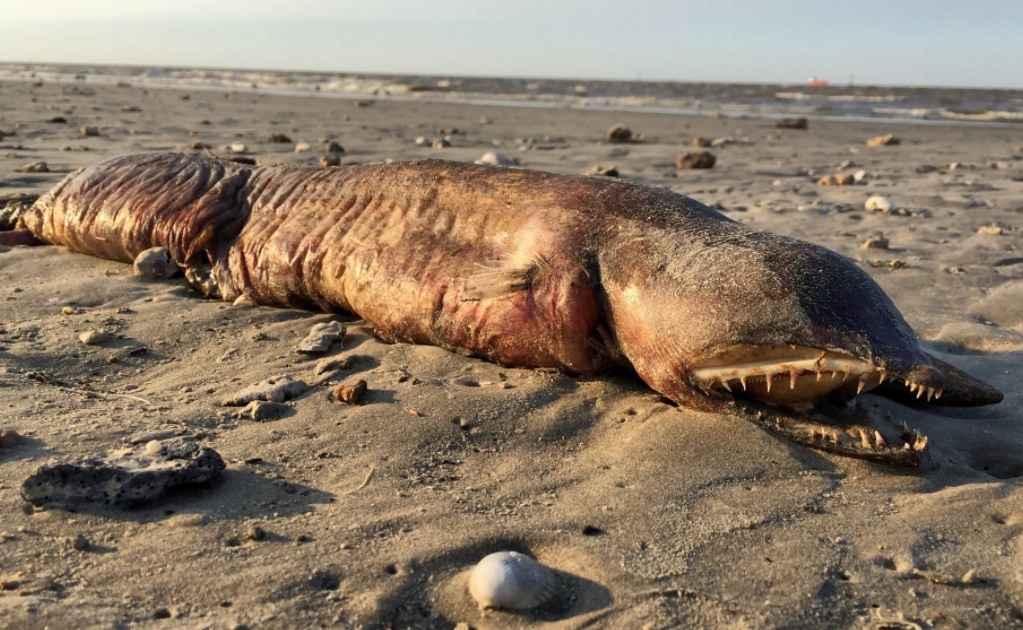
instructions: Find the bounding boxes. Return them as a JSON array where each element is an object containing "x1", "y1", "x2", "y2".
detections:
[
  {"x1": 468, "y1": 551, "x2": 557, "y2": 610},
  {"x1": 864, "y1": 196, "x2": 893, "y2": 213}
]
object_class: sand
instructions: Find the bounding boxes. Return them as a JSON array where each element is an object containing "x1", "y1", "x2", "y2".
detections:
[{"x1": 1, "y1": 80, "x2": 1021, "y2": 629}]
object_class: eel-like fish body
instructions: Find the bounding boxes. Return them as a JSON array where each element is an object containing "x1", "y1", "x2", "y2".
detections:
[{"x1": 14, "y1": 153, "x2": 1003, "y2": 465}]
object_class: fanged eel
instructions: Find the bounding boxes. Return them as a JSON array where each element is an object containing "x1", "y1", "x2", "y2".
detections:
[{"x1": 3, "y1": 153, "x2": 1003, "y2": 466}]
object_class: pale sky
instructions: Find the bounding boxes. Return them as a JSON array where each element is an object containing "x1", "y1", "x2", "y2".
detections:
[{"x1": 2, "y1": 0, "x2": 1021, "y2": 88}]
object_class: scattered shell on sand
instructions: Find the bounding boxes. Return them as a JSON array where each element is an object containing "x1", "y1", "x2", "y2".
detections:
[
  {"x1": 865, "y1": 196, "x2": 894, "y2": 213},
  {"x1": 133, "y1": 247, "x2": 181, "y2": 279},
  {"x1": 333, "y1": 379, "x2": 368, "y2": 405},
  {"x1": 675, "y1": 151, "x2": 716, "y2": 169},
  {"x1": 468, "y1": 551, "x2": 557, "y2": 610},
  {"x1": 297, "y1": 321, "x2": 347, "y2": 354},
  {"x1": 475, "y1": 152, "x2": 516, "y2": 167},
  {"x1": 867, "y1": 134, "x2": 900, "y2": 147}
]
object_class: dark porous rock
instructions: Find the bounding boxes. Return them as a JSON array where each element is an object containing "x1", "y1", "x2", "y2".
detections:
[
  {"x1": 776, "y1": 117, "x2": 809, "y2": 129},
  {"x1": 675, "y1": 151, "x2": 716, "y2": 169},
  {"x1": 21, "y1": 438, "x2": 225, "y2": 507}
]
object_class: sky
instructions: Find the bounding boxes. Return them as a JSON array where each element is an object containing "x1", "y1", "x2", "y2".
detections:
[{"x1": 2, "y1": 0, "x2": 1021, "y2": 89}]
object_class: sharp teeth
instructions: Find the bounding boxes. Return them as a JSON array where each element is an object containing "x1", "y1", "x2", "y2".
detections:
[
  {"x1": 859, "y1": 429, "x2": 871, "y2": 448},
  {"x1": 720, "y1": 379, "x2": 733, "y2": 392},
  {"x1": 907, "y1": 382, "x2": 917, "y2": 394},
  {"x1": 914, "y1": 435, "x2": 928, "y2": 452},
  {"x1": 874, "y1": 430, "x2": 886, "y2": 447},
  {"x1": 816, "y1": 371, "x2": 823, "y2": 382},
  {"x1": 765, "y1": 373, "x2": 773, "y2": 393},
  {"x1": 903, "y1": 443, "x2": 911, "y2": 451},
  {"x1": 926, "y1": 386, "x2": 935, "y2": 401},
  {"x1": 740, "y1": 376, "x2": 748, "y2": 391},
  {"x1": 837, "y1": 371, "x2": 847, "y2": 382},
  {"x1": 901, "y1": 421, "x2": 910, "y2": 433},
  {"x1": 856, "y1": 375, "x2": 869, "y2": 395},
  {"x1": 916, "y1": 386, "x2": 925, "y2": 399},
  {"x1": 789, "y1": 370, "x2": 798, "y2": 390},
  {"x1": 878, "y1": 371, "x2": 887, "y2": 385},
  {"x1": 935, "y1": 388, "x2": 942, "y2": 400}
]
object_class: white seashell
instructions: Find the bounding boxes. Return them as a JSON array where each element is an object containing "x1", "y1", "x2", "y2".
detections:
[
  {"x1": 864, "y1": 195, "x2": 893, "y2": 213},
  {"x1": 475, "y1": 151, "x2": 516, "y2": 167},
  {"x1": 468, "y1": 551, "x2": 557, "y2": 610}
]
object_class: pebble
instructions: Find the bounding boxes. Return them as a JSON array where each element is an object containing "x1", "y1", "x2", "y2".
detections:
[
  {"x1": 145, "y1": 440, "x2": 163, "y2": 455},
  {"x1": 0, "y1": 429, "x2": 19, "y2": 448},
  {"x1": 80, "y1": 330, "x2": 112, "y2": 345},
  {"x1": 268, "y1": 133, "x2": 292, "y2": 143},
  {"x1": 133, "y1": 247, "x2": 180, "y2": 279},
  {"x1": 607, "y1": 124, "x2": 635, "y2": 143},
  {"x1": 432, "y1": 138, "x2": 451, "y2": 149},
  {"x1": 475, "y1": 152, "x2": 516, "y2": 167},
  {"x1": 19, "y1": 161, "x2": 49, "y2": 173},
  {"x1": 675, "y1": 151, "x2": 716, "y2": 169},
  {"x1": 865, "y1": 196, "x2": 894, "y2": 213},
  {"x1": 333, "y1": 379, "x2": 367, "y2": 405},
  {"x1": 862, "y1": 233, "x2": 890, "y2": 249},
  {"x1": 818, "y1": 174, "x2": 855, "y2": 186},
  {"x1": 320, "y1": 155, "x2": 341, "y2": 167},
  {"x1": 691, "y1": 137, "x2": 712, "y2": 148},
  {"x1": 67, "y1": 534, "x2": 90, "y2": 551},
  {"x1": 238, "y1": 400, "x2": 290, "y2": 422},
  {"x1": 977, "y1": 225, "x2": 1004, "y2": 236},
  {"x1": 325, "y1": 141, "x2": 345, "y2": 154},
  {"x1": 414, "y1": 136, "x2": 430, "y2": 146},
  {"x1": 585, "y1": 165, "x2": 620, "y2": 177},
  {"x1": 232, "y1": 294, "x2": 255, "y2": 307},
  {"x1": 230, "y1": 143, "x2": 247, "y2": 154},
  {"x1": 80, "y1": 126, "x2": 100, "y2": 137},
  {"x1": 294, "y1": 142, "x2": 311, "y2": 153},
  {"x1": 853, "y1": 169, "x2": 868, "y2": 183},
  {"x1": 244, "y1": 526, "x2": 266, "y2": 541},
  {"x1": 867, "y1": 134, "x2": 900, "y2": 147},
  {"x1": 776, "y1": 117, "x2": 808, "y2": 129}
]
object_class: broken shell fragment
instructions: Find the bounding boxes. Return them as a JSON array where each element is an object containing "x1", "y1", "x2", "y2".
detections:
[
  {"x1": 297, "y1": 321, "x2": 346, "y2": 354},
  {"x1": 133, "y1": 247, "x2": 181, "y2": 279},
  {"x1": 468, "y1": 551, "x2": 557, "y2": 610}
]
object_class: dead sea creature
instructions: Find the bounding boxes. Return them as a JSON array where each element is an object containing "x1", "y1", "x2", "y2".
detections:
[
  {"x1": 21, "y1": 437, "x2": 225, "y2": 507},
  {"x1": 468, "y1": 551, "x2": 557, "y2": 610},
  {"x1": 13, "y1": 153, "x2": 1004, "y2": 466}
]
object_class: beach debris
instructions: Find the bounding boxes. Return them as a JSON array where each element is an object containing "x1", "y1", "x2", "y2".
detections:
[
  {"x1": 190, "y1": 141, "x2": 211, "y2": 150},
  {"x1": 268, "y1": 133, "x2": 292, "y2": 143},
  {"x1": 977, "y1": 225, "x2": 1004, "y2": 236},
  {"x1": 80, "y1": 126, "x2": 100, "y2": 137},
  {"x1": 585, "y1": 165, "x2": 620, "y2": 177},
  {"x1": 21, "y1": 437, "x2": 225, "y2": 507},
  {"x1": 865, "y1": 196, "x2": 894, "y2": 213},
  {"x1": 675, "y1": 151, "x2": 716, "y2": 169},
  {"x1": 133, "y1": 247, "x2": 181, "y2": 279},
  {"x1": 325, "y1": 141, "x2": 345, "y2": 154},
  {"x1": 79, "y1": 329, "x2": 112, "y2": 345},
  {"x1": 297, "y1": 320, "x2": 346, "y2": 354},
  {"x1": 232, "y1": 294, "x2": 256, "y2": 307},
  {"x1": 237, "y1": 399, "x2": 291, "y2": 421},
  {"x1": 228, "y1": 156, "x2": 257, "y2": 165},
  {"x1": 0, "y1": 193, "x2": 39, "y2": 230},
  {"x1": 294, "y1": 141, "x2": 311, "y2": 153},
  {"x1": 776, "y1": 117, "x2": 809, "y2": 129},
  {"x1": 46, "y1": 116, "x2": 68, "y2": 124},
  {"x1": 432, "y1": 138, "x2": 451, "y2": 149},
  {"x1": 862, "y1": 233, "x2": 890, "y2": 249},
  {"x1": 19, "y1": 161, "x2": 49, "y2": 173},
  {"x1": 229, "y1": 143, "x2": 248, "y2": 154},
  {"x1": 853, "y1": 169, "x2": 868, "y2": 183},
  {"x1": 475, "y1": 152, "x2": 517, "y2": 167},
  {"x1": 221, "y1": 375, "x2": 308, "y2": 406},
  {"x1": 606, "y1": 124, "x2": 638, "y2": 143},
  {"x1": 414, "y1": 136, "x2": 431, "y2": 146},
  {"x1": 868, "y1": 259, "x2": 907, "y2": 270},
  {"x1": 468, "y1": 551, "x2": 557, "y2": 610},
  {"x1": 691, "y1": 137, "x2": 712, "y2": 148},
  {"x1": 867, "y1": 134, "x2": 900, "y2": 147},
  {"x1": 320, "y1": 154, "x2": 341, "y2": 167},
  {"x1": 0, "y1": 429, "x2": 20, "y2": 448},
  {"x1": 818, "y1": 174, "x2": 856, "y2": 186},
  {"x1": 333, "y1": 379, "x2": 367, "y2": 405}
]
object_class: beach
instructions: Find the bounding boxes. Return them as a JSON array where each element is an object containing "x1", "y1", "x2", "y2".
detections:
[{"x1": 1, "y1": 77, "x2": 1021, "y2": 629}]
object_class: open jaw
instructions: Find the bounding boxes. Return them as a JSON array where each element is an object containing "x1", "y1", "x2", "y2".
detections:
[{"x1": 688, "y1": 345, "x2": 941, "y2": 466}]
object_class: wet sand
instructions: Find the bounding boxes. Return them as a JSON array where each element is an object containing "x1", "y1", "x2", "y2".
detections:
[{"x1": 1, "y1": 80, "x2": 1021, "y2": 629}]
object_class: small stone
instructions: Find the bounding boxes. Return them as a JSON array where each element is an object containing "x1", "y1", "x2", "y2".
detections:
[
  {"x1": 238, "y1": 400, "x2": 290, "y2": 422},
  {"x1": 68, "y1": 534, "x2": 90, "y2": 551},
  {"x1": 0, "y1": 429, "x2": 19, "y2": 449},
  {"x1": 222, "y1": 375, "x2": 308, "y2": 406},
  {"x1": 230, "y1": 143, "x2": 247, "y2": 154},
  {"x1": 864, "y1": 196, "x2": 894, "y2": 213},
  {"x1": 333, "y1": 379, "x2": 367, "y2": 405},
  {"x1": 675, "y1": 151, "x2": 716, "y2": 169},
  {"x1": 862, "y1": 233, "x2": 890, "y2": 249},
  {"x1": 19, "y1": 161, "x2": 49, "y2": 173},
  {"x1": 145, "y1": 440, "x2": 163, "y2": 455},
  {"x1": 294, "y1": 141, "x2": 311, "y2": 153},
  {"x1": 232, "y1": 294, "x2": 255, "y2": 307},
  {"x1": 315, "y1": 356, "x2": 351, "y2": 375},
  {"x1": 977, "y1": 225, "x2": 1004, "y2": 236},
  {"x1": 867, "y1": 134, "x2": 900, "y2": 147},
  {"x1": 190, "y1": 141, "x2": 210, "y2": 150},
  {"x1": 475, "y1": 152, "x2": 516, "y2": 167},
  {"x1": 325, "y1": 141, "x2": 345, "y2": 154},
  {"x1": 818, "y1": 174, "x2": 855, "y2": 186},
  {"x1": 414, "y1": 136, "x2": 430, "y2": 146},
  {"x1": 80, "y1": 126, "x2": 100, "y2": 137},
  {"x1": 776, "y1": 117, "x2": 808, "y2": 129},
  {"x1": 80, "y1": 330, "x2": 112, "y2": 345},
  {"x1": 853, "y1": 169, "x2": 868, "y2": 183},
  {"x1": 585, "y1": 165, "x2": 619, "y2": 177},
  {"x1": 607, "y1": 124, "x2": 634, "y2": 143},
  {"x1": 319, "y1": 154, "x2": 341, "y2": 167},
  {"x1": 691, "y1": 137, "x2": 712, "y2": 148},
  {"x1": 46, "y1": 116, "x2": 68, "y2": 124},
  {"x1": 133, "y1": 247, "x2": 180, "y2": 279},
  {"x1": 432, "y1": 138, "x2": 451, "y2": 149},
  {"x1": 244, "y1": 526, "x2": 266, "y2": 541},
  {"x1": 268, "y1": 133, "x2": 292, "y2": 143}
]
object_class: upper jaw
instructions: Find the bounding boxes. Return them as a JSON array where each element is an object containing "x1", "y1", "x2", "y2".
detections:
[{"x1": 688, "y1": 344, "x2": 944, "y2": 407}]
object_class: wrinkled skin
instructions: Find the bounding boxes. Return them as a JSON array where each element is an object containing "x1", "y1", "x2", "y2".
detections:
[{"x1": 15, "y1": 153, "x2": 1003, "y2": 466}]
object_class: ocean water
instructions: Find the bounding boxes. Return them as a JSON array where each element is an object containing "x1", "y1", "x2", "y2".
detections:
[{"x1": 2, "y1": 62, "x2": 1021, "y2": 125}]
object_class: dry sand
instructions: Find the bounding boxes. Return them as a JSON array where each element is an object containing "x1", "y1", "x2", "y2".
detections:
[{"x1": 1, "y1": 80, "x2": 1021, "y2": 629}]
